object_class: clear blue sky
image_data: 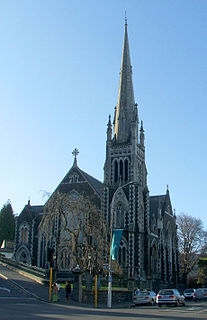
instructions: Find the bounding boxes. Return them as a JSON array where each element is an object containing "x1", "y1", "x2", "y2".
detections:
[{"x1": 0, "y1": 1, "x2": 207, "y2": 228}]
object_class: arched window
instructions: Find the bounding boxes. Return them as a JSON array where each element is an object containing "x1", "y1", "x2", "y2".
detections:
[
  {"x1": 115, "y1": 204, "x2": 124, "y2": 228},
  {"x1": 114, "y1": 160, "x2": 118, "y2": 182},
  {"x1": 124, "y1": 159, "x2": 128, "y2": 181},
  {"x1": 118, "y1": 240, "x2": 127, "y2": 267},
  {"x1": 19, "y1": 224, "x2": 29, "y2": 243},
  {"x1": 151, "y1": 245, "x2": 158, "y2": 274},
  {"x1": 69, "y1": 174, "x2": 79, "y2": 183},
  {"x1": 120, "y1": 160, "x2": 123, "y2": 180},
  {"x1": 25, "y1": 228, "x2": 28, "y2": 243},
  {"x1": 21, "y1": 228, "x2": 24, "y2": 242}
]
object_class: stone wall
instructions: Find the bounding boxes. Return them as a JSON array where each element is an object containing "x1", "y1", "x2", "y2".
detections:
[
  {"x1": 0, "y1": 255, "x2": 47, "y2": 284},
  {"x1": 82, "y1": 289, "x2": 132, "y2": 305}
]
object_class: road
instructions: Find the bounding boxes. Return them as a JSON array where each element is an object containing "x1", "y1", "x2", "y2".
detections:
[{"x1": 0, "y1": 263, "x2": 207, "y2": 319}]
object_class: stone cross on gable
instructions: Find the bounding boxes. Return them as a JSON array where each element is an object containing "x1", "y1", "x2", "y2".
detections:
[{"x1": 72, "y1": 148, "x2": 79, "y2": 166}]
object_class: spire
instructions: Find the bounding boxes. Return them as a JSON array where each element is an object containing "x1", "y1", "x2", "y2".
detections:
[
  {"x1": 114, "y1": 20, "x2": 136, "y2": 143},
  {"x1": 72, "y1": 148, "x2": 79, "y2": 166}
]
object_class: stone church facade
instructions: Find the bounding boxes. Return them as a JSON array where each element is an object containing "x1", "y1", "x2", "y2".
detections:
[{"x1": 14, "y1": 22, "x2": 181, "y2": 290}]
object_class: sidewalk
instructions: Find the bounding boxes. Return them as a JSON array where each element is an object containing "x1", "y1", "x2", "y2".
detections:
[{"x1": 1, "y1": 262, "x2": 130, "y2": 309}]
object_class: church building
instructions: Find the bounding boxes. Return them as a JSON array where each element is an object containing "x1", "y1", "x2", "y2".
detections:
[{"x1": 14, "y1": 21, "x2": 181, "y2": 290}]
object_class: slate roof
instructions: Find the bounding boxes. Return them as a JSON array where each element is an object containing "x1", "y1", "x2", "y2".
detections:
[
  {"x1": 78, "y1": 168, "x2": 102, "y2": 197},
  {"x1": 28, "y1": 205, "x2": 44, "y2": 217},
  {"x1": 149, "y1": 191, "x2": 173, "y2": 219},
  {"x1": 149, "y1": 195, "x2": 166, "y2": 219},
  {"x1": 50, "y1": 163, "x2": 103, "y2": 200},
  {"x1": 18, "y1": 203, "x2": 44, "y2": 222}
]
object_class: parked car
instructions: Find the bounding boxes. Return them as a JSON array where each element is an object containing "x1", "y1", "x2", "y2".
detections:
[
  {"x1": 156, "y1": 289, "x2": 185, "y2": 307},
  {"x1": 132, "y1": 290, "x2": 156, "y2": 306},
  {"x1": 195, "y1": 288, "x2": 207, "y2": 300},
  {"x1": 183, "y1": 288, "x2": 197, "y2": 300}
]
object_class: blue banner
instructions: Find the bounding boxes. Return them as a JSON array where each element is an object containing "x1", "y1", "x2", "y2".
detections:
[{"x1": 110, "y1": 229, "x2": 123, "y2": 260}]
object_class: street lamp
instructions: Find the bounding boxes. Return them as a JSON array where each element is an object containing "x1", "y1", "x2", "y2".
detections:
[{"x1": 107, "y1": 197, "x2": 115, "y2": 308}]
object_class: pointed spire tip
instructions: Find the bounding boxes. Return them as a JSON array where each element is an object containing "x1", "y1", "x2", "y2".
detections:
[{"x1": 125, "y1": 10, "x2": 128, "y2": 26}]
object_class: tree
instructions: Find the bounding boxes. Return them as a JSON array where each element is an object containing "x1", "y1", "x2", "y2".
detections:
[
  {"x1": 39, "y1": 191, "x2": 109, "y2": 274},
  {"x1": 197, "y1": 258, "x2": 207, "y2": 286},
  {"x1": 177, "y1": 213, "x2": 207, "y2": 286},
  {"x1": 0, "y1": 201, "x2": 15, "y2": 246}
]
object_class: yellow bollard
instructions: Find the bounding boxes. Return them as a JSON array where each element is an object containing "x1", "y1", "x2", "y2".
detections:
[
  {"x1": 49, "y1": 267, "x2": 53, "y2": 301},
  {"x1": 95, "y1": 275, "x2": 97, "y2": 308}
]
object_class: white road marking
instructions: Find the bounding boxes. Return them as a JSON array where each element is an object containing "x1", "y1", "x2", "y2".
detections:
[
  {"x1": 156, "y1": 306, "x2": 207, "y2": 314},
  {"x1": 0, "y1": 287, "x2": 10, "y2": 293}
]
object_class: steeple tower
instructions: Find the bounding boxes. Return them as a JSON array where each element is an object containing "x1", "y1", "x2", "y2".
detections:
[
  {"x1": 114, "y1": 20, "x2": 138, "y2": 143},
  {"x1": 102, "y1": 20, "x2": 150, "y2": 282},
  {"x1": 104, "y1": 21, "x2": 144, "y2": 186}
]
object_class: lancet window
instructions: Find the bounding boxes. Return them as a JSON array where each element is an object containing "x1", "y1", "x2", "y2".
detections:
[
  {"x1": 69, "y1": 174, "x2": 79, "y2": 183},
  {"x1": 19, "y1": 224, "x2": 30, "y2": 243},
  {"x1": 114, "y1": 204, "x2": 125, "y2": 228},
  {"x1": 118, "y1": 239, "x2": 127, "y2": 267},
  {"x1": 113, "y1": 158, "x2": 129, "y2": 183}
]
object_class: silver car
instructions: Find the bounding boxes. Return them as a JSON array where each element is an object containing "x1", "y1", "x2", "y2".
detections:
[
  {"x1": 133, "y1": 290, "x2": 156, "y2": 306},
  {"x1": 156, "y1": 289, "x2": 185, "y2": 307},
  {"x1": 183, "y1": 288, "x2": 197, "y2": 300},
  {"x1": 195, "y1": 288, "x2": 207, "y2": 300}
]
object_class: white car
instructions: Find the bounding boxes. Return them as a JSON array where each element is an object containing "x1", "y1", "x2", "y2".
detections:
[
  {"x1": 156, "y1": 289, "x2": 185, "y2": 307},
  {"x1": 132, "y1": 290, "x2": 156, "y2": 306}
]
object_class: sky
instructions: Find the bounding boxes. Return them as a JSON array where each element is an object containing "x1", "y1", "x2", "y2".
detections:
[{"x1": 0, "y1": 1, "x2": 206, "y2": 228}]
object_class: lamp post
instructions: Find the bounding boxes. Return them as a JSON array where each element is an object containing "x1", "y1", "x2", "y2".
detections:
[
  {"x1": 107, "y1": 198, "x2": 115, "y2": 308},
  {"x1": 107, "y1": 262, "x2": 112, "y2": 308}
]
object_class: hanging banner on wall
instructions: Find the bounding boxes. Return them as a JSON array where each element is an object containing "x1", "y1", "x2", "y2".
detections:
[{"x1": 110, "y1": 229, "x2": 123, "y2": 260}]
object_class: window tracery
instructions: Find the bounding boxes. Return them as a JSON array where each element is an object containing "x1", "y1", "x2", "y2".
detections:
[
  {"x1": 114, "y1": 204, "x2": 125, "y2": 228},
  {"x1": 19, "y1": 223, "x2": 30, "y2": 243}
]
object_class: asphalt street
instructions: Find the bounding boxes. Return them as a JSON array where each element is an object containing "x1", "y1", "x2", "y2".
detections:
[{"x1": 0, "y1": 263, "x2": 207, "y2": 320}]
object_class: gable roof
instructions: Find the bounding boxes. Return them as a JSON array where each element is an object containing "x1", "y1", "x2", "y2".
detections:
[
  {"x1": 149, "y1": 189, "x2": 173, "y2": 219},
  {"x1": 18, "y1": 203, "x2": 44, "y2": 224},
  {"x1": 47, "y1": 162, "x2": 103, "y2": 203}
]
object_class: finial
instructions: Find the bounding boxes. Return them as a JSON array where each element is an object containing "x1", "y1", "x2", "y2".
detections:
[
  {"x1": 125, "y1": 10, "x2": 127, "y2": 26},
  {"x1": 28, "y1": 198, "x2": 31, "y2": 206},
  {"x1": 167, "y1": 184, "x2": 169, "y2": 192},
  {"x1": 72, "y1": 148, "x2": 79, "y2": 166}
]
